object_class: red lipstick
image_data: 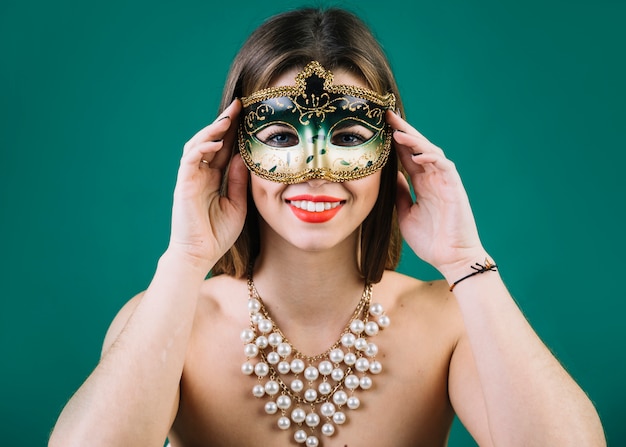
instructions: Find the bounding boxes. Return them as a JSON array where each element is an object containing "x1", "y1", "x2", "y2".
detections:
[{"x1": 285, "y1": 195, "x2": 345, "y2": 223}]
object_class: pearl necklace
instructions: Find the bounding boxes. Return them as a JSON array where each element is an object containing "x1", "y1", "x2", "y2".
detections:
[{"x1": 241, "y1": 277, "x2": 390, "y2": 446}]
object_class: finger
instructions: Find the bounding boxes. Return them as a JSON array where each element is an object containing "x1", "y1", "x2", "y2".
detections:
[
  {"x1": 225, "y1": 154, "x2": 249, "y2": 213},
  {"x1": 386, "y1": 110, "x2": 431, "y2": 139},
  {"x1": 183, "y1": 99, "x2": 240, "y2": 154},
  {"x1": 212, "y1": 99, "x2": 242, "y2": 170},
  {"x1": 409, "y1": 152, "x2": 456, "y2": 173},
  {"x1": 395, "y1": 171, "x2": 415, "y2": 219},
  {"x1": 180, "y1": 140, "x2": 224, "y2": 168}
]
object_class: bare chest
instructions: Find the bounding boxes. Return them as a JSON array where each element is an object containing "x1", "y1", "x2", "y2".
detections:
[{"x1": 169, "y1": 295, "x2": 458, "y2": 447}]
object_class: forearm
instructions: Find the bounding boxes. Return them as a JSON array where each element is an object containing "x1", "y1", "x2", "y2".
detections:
[
  {"x1": 445, "y1": 258, "x2": 605, "y2": 445},
  {"x1": 50, "y1": 249, "x2": 211, "y2": 447}
]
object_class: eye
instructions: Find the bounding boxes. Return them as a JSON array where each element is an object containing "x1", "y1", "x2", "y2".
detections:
[
  {"x1": 330, "y1": 124, "x2": 375, "y2": 147},
  {"x1": 255, "y1": 124, "x2": 299, "y2": 148}
]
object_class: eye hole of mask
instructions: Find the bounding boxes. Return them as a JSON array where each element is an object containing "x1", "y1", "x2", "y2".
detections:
[
  {"x1": 254, "y1": 124, "x2": 300, "y2": 148},
  {"x1": 253, "y1": 121, "x2": 377, "y2": 149},
  {"x1": 329, "y1": 120, "x2": 376, "y2": 147}
]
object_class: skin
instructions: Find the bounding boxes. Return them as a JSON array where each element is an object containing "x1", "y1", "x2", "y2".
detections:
[{"x1": 49, "y1": 71, "x2": 606, "y2": 447}]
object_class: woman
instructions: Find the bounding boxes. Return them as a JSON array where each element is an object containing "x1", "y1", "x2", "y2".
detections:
[{"x1": 50, "y1": 7, "x2": 605, "y2": 447}]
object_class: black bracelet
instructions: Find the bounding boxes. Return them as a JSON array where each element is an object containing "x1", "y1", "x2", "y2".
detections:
[{"x1": 449, "y1": 258, "x2": 498, "y2": 292}]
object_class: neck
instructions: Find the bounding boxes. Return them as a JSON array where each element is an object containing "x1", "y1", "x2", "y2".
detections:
[{"x1": 249, "y1": 228, "x2": 366, "y2": 353}]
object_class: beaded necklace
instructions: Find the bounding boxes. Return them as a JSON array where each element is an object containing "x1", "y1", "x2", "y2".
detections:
[{"x1": 241, "y1": 276, "x2": 390, "y2": 446}]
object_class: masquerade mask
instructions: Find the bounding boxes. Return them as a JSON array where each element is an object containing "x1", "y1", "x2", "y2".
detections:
[{"x1": 239, "y1": 61, "x2": 396, "y2": 183}]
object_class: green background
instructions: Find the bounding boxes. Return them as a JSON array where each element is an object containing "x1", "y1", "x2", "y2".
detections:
[{"x1": 1, "y1": 0, "x2": 624, "y2": 445}]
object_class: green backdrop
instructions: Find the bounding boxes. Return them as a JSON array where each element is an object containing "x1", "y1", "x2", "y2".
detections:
[{"x1": 1, "y1": 0, "x2": 624, "y2": 445}]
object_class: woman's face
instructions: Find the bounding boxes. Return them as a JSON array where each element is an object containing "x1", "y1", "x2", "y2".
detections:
[{"x1": 249, "y1": 68, "x2": 382, "y2": 253}]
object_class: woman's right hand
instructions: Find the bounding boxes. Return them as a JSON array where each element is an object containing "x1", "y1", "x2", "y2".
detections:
[{"x1": 167, "y1": 99, "x2": 248, "y2": 271}]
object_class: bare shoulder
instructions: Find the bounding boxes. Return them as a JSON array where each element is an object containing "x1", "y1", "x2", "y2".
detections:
[
  {"x1": 376, "y1": 270, "x2": 456, "y2": 308},
  {"x1": 375, "y1": 270, "x2": 464, "y2": 339},
  {"x1": 195, "y1": 274, "x2": 249, "y2": 322}
]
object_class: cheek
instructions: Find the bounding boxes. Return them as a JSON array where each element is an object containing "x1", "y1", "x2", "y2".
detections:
[
  {"x1": 250, "y1": 175, "x2": 285, "y2": 208},
  {"x1": 351, "y1": 172, "x2": 382, "y2": 209}
]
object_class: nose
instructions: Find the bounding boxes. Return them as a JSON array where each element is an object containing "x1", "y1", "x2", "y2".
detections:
[{"x1": 306, "y1": 178, "x2": 328, "y2": 188}]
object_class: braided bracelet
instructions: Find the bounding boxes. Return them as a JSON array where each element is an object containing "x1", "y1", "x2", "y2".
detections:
[{"x1": 449, "y1": 258, "x2": 498, "y2": 291}]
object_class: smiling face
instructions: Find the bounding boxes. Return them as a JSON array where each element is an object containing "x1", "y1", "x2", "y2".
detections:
[
  {"x1": 248, "y1": 65, "x2": 384, "y2": 252},
  {"x1": 239, "y1": 61, "x2": 396, "y2": 184}
]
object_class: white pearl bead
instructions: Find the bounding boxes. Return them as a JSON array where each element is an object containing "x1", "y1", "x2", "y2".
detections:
[
  {"x1": 306, "y1": 436, "x2": 319, "y2": 447},
  {"x1": 277, "y1": 395, "x2": 292, "y2": 409},
  {"x1": 251, "y1": 313, "x2": 262, "y2": 324},
  {"x1": 354, "y1": 337, "x2": 368, "y2": 351},
  {"x1": 355, "y1": 358, "x2": 370, "y2": 372},
  {"x1": 304, "y1": 388, "x2": 317, "y2": 402},
  {"x1": 277, "y1": 342, "x2": 292, "y2": 358},
  {"x1": 347, "y1": 396, "x2": 360, "y2": 409},
  {"x1": 320, "y1": 402, "x2": 336, "y2": 417},
  {"x1": 248, "y1": 299, "x2": 261, "y2": 313},
  {"x1": 331, "y1": 368, "x2": 344, "y2": 381},
  {"x1": 244, "y1": 343, "x2": 258, "y2": 358},
  {"x1": 278, "y1": 361, "x2": 291, "y2": 374},
  {"x1": 268, "y1": 332, "x2": 283, "y2": 346},
  {"x1": 369, "y1": 360, "x2": 382, "y2": 374},
  {"x1": 345, "y1": 374, "x2": 360, "y2": 390},
  {"x1": 318, "y1": 360, "x2": 333, "y2": 376},
  {"x1": 321, "y1": 422, "x2": 335, "y2": 436},
  {"x1": 277, "y1": 416, "x2": 291, "y2": 429},
  {"x1": 344, "y1": 352, "x2": 357, "y2": 366},
  {"x1": 254, "y1": 362, "x2": 269, "y2": 377},
  {"x1": 365, "y1": 342, "x2": 378, "y2": 357},
  {"x1": 290, "y1": 358, "x2": 305, "y2": 373},
  {"x1": 305, "y1": 412, "x2": 321, "y2": 427},
  {"x1": 360, "y1": 376, "x2": 373, "y2": 390},
  {"x1": 369, "y1": 302, "x2": 384, "y2": 316},
  {"x1": 364, "y1": 321, "x2": 379, "y2": 336},
  {"x1": 294, "y1": 429, "x2": 308, "y2": 443},
  {"x1": 329, "y1": 348, "x2": 344, "y2": 363},
  {"x1": 341, "y1": 332, "x2": 356, "y2": 347},
  {"x1": 318, "y1": 381, "x2": 332, "y2": 395},
  {"x1": 291, "y1": 408, "x2": 306, "y2": 423},
  {"x1": 333, "y1": 390, "x2": 348, "y2": 405},
  {"x1": 257, "y1": 318, "x2": 273, "y2": 334},
  {"x1": 350, "y1": 319, "x2": 365, "y2": 334},
  {"x1": 291, "y1": 379, "x2": 304, "y2": 392},
  {"x1": 267, "y1": 351, "x2": 280, "y2": 365},
  {"x1": 241, "y1": 361, "x2": 254, "y2": 375},
  {"x1": 240, "y1": 328, "x2": 255, "y2": 343},
  {"x1": 265, "y1": 380, "x2": 279, "y2": 395},
  {"x1": 252, "y1": 384, "x2": 265, "y2": 397},
  {"x1": 304, "y1": 366, "x2": 319, "y2": 381},
  {"x1": 265, "y1": 401, "x2": 278, "y2": 414},
  {"x1": 255, "y1": 335, "x2": 269, "y2": 348},
  {"x1": 378, "y1": 314, "x2": 390, "y2": 328},
  {"x1": 332, "y1": 411, "x2": 346, "y2": 425}
]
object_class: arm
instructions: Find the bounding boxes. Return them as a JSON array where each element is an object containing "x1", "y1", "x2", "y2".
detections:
[
  {"x1": 388, "y1": 110, "x2": 606, "y2": 446},
  {"x1": 49, "y1": 99, "x2": 248, "y2": 447}
]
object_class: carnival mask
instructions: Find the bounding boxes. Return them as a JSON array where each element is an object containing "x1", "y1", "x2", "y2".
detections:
[{"x1": 238, "y1": 61, "x2": 396, "y2": 183}]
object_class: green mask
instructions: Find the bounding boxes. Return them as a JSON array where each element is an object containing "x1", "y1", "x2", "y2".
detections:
[{"x1": 238, "y1": 61, "x2": 396, "y2": 183}]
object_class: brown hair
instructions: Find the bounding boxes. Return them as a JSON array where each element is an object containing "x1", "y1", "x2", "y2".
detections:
[{"x1": 211, "y1": 7, "x2": 405, "y2": 283}]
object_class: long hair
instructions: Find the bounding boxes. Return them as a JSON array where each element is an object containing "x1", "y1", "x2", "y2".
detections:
[{"x1": 211, "y1": 7, "x2": 405, "y2": 283}]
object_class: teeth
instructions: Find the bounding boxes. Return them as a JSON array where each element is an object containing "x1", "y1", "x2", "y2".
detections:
[{"x1": 289, "y1": 200, "x2": 341, "y2": 212}]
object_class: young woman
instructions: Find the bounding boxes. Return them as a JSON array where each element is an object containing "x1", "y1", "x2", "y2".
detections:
[{"x1": 50, "y1": 7, "x2": 605, "y2": 447}]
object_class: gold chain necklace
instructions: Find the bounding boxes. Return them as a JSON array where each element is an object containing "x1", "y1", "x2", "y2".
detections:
[{"x1": 241, "y1": 275, "x2": 390, "y2": 446}]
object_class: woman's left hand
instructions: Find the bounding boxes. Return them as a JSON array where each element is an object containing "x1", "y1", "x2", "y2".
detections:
[{"x1": 387, "y1": 110, "x2": 487, "y2": 279}]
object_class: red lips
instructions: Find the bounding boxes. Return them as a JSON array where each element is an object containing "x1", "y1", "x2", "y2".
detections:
[{"x1": 285, "y1": 195, "x2": 345, "y2": 223}]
